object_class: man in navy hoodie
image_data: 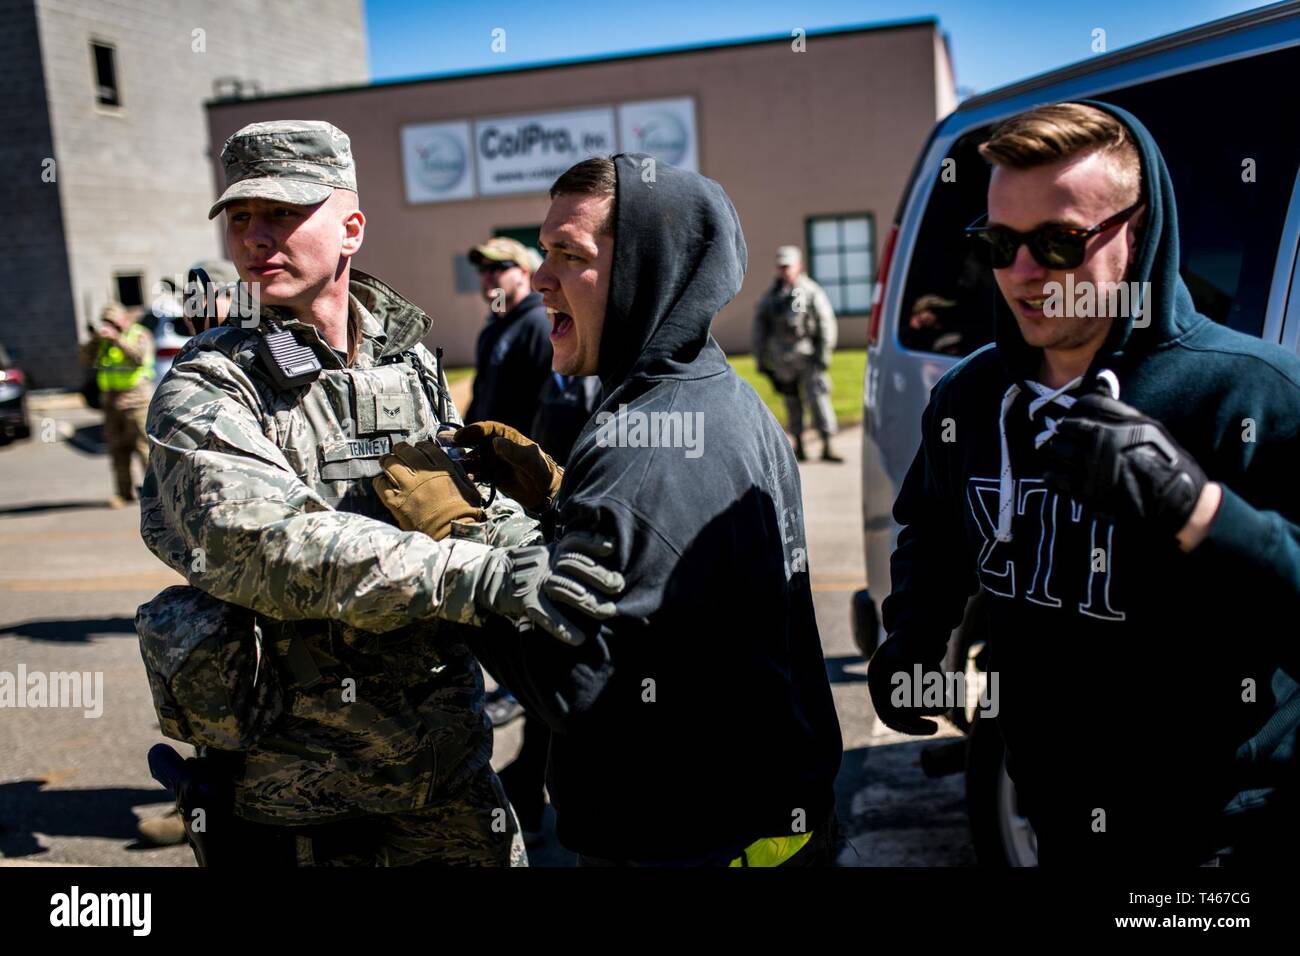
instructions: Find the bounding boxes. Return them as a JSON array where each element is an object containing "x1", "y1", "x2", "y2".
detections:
[
  {"x1": 869, "y1": 102, "x2": 1300, "y2": 865},
  {"x1": 456, "y1": 154, "x2": 844, "y2": 866}
]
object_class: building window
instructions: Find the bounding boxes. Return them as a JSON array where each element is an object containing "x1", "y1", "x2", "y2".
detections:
[
  {"x1": 806, "y1": 214, "x2": 874, "y2": 315},
  {"x1": 91, "y1": 42, "x2": 120, "y2": 107},
  {"x1": 115, "y1": 273, "x2": 143, "y2": 308}
]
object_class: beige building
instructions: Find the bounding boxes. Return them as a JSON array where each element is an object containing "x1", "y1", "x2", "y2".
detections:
[
  {"x1": 207, "y1": 19, "x2": 956, "y2": 367},
  {"x1": 4, "y1": 0, "x2": 366, "y2": 388}
]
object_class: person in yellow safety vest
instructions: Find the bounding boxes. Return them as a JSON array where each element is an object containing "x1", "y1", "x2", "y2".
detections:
[{"x1": 78, "y1": 302, "x2": 155, "y2": 506}]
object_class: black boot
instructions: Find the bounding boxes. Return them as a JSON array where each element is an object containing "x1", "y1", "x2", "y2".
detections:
[
  {"x1": 821, "y1": 433, "x2": 843, "y2": 463},
  {"x1": 794, "y1": 433, "x2": 807, "y2": 462}
]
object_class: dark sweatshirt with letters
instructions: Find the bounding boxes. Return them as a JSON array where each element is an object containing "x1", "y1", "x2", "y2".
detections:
[{"x1": 882, "y1": 102, "x2": 1300, "y2": 864}]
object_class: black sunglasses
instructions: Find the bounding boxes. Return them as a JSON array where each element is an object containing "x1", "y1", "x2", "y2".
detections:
[
  {"x1": 477, "y1": 260, "x2": 518, "y2": 274},
  {"x1": 965, "y1": 200, "x2": 1144, "y2": 269}
]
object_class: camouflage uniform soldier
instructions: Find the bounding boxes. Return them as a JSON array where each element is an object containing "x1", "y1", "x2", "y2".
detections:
[
  {"x1": 138, "y1": 121, "x2": 621, "y2": 867},
  {"x1": 752, "y1": 245, "x2": 841, "y2": 462},
  {"x1": 79, "y1": 302, "x2": 155, "y2": 504}
]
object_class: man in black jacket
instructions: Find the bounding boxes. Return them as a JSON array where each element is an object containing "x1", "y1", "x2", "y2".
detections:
[
  {"x1": 869, "y1": 102, "x2": 1300, "y2": 865},
  {"x1": 465, "y1": 236, "x2": 552, "y2": 434},
  {"x1": 456, "y1": 155, "x2": 844, "y2": 866}
]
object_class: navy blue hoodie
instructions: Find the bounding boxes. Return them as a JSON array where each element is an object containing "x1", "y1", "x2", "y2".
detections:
[
  {"x1": 882, "y1": 102, "x2": 1300, "y2": 864},
  {"x1": 472, "y1": 154, "x2": 843, "y2": 862}
]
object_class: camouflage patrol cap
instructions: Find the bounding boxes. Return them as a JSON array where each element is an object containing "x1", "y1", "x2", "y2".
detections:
[
  {"x1": 208, "y1": 120, "x2": 357, "y2": 220},
  {"x1": 468, "y1": 236, "x2": 532, "y2": 268}
]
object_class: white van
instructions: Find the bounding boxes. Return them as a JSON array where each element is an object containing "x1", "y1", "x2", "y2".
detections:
[{"x1": 854, "y1": 1, "x2": 1300, "y2": 865}]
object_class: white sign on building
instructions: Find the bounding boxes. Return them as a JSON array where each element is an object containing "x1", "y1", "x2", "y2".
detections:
[
  {"x1": 400, "y1": 98, "x2": 699, "y2": 202},
  {"x1": 618, "y1": 97, "x2": 698, "y2": 172},
  {"x1": 401, "y1": 120, "x2": 475, "y2": 204},
  {"x1": 473, "y1": 107, "x2": 616, "y2": 197}
]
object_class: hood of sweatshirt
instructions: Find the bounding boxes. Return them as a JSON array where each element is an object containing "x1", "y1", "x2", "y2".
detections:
[
  {"x1": 596, "y1": 152, "x2": 748, "y2": 392},
  {"x1": 993, "y1": 100, "x2": 1202, "y2": 381},
  {"x1": 989, "y1": 100, "x2": 1209, "y2": 543}
]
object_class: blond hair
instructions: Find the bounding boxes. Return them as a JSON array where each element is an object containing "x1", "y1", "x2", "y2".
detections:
[{"x1": 978, "y1": 103, "x2": 1141, "y2": 204}]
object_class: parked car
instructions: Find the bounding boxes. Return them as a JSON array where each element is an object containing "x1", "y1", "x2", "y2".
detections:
[
  {"x1": 0, "y1": 343, "x2": 31, "y2": 443},
  {"x1": 855, "y1": 1, "x2": 1300, "y2": 866},
  {"x1": 140, "y1": 295, "x2": 189, "y2": 383}
]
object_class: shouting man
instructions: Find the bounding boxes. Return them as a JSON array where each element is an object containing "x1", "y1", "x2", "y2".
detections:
[{"x1": 443, "y1": 155, "x2": 844, "y2": 866}]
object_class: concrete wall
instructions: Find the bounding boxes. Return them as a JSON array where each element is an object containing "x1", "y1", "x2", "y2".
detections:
[
  {"x1": 4, "y1": 0, "x2": 367, "y2": 388},
  {"x1": 0, "y1": 0, "x2": 78, "y2": 389},
  {"x1": 208, "y1": 23, "x2": 952, "y2": 367}
]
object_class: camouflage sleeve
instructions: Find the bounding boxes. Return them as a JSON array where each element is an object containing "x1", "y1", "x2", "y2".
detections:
[
  {"x1": 141, "y1": 347, "x2": 494, "y2": 633},
  {"x1": 481, "y1": 492, "x2": 545, "y2": 548}
]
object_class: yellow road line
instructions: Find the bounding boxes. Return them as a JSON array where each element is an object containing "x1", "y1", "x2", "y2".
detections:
[{"x1": 811, "y1": 579, "x2": 867, "y2": 592}]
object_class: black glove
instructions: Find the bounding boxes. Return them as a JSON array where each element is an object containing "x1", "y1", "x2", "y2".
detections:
[
  {"x1": 867, "y1": 636, "x2": 947, "y2": 736},
  {"x1": 1039, "y1": 393, "x2": 1207, "y2": 537},
  {"x1": 474, "y1": 534, "x2": 624, "y2": 647}
]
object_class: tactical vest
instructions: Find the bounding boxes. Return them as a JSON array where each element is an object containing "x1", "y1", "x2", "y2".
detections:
[{"x1": 138, "y1": 320, "x2": 493, "y2": 825}]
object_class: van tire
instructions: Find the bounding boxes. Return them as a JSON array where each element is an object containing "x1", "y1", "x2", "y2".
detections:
[
  {"x1": 851, "y1": 588, "x2": 880, "y2": 659},
  {"x1": 966, "y1": 714, "x2": 1038, "y2": 866},
  {"x1": 944, "y1": 592, "x2": 989, "y2": 733}
]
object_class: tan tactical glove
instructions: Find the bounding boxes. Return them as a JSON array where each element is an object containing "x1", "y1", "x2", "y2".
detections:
[
  {"x1": 454, "y1": 421, "x2": 564, "y2": 512},
  {"x1": 373, "y1": 440, "x2": 485, "y2": 540}
]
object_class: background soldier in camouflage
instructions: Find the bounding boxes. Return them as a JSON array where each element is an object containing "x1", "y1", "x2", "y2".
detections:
[
  {"x1": 139, "y1": 121, "x2": 619, "y2": 867},
  {"x1": 752, "y1": 245, "x2": 841, "y2": 462}
]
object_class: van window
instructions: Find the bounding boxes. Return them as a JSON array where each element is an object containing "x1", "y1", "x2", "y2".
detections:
[{"x1": 898, "y1": 44, "x2": 1300, "y2": 356}]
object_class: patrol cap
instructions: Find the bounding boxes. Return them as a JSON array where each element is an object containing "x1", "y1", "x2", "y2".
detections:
[
  {"x1": 208, "y1": 120, "x2": 357, "y2": 220},
  {"x1": 468, "y1": 236, "x2": 532, "y2": 269},
  {"x1": 775, "y1": 245, "x2": 802, "y2": 266}
]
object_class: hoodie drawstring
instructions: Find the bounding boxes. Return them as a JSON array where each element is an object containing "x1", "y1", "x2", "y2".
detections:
[
  {"x1": 993, "y1": 370, "x2": 1119, "y2": 543},
  {"x1": 996, "y1": 384, "x2": 1022, "y2": 543}
]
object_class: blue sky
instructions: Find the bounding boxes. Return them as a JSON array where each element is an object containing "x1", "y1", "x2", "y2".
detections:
[{"x1": 364, "y1": 0, "x2": 1269, "y2": 96}]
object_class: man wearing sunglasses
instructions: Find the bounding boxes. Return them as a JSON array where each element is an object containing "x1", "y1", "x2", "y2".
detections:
[
  {"x1": 869, "y1": 102, "x2": 1300, "y2": 865},
  {"x1": 465, "y1": 237, "x2": 554, "y2": 436}
]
